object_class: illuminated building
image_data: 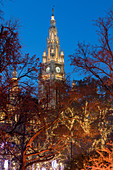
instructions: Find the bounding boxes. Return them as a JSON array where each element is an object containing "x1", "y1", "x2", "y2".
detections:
[{"x1": 38, "y1": 8, "x2": 65, "y2": 108}]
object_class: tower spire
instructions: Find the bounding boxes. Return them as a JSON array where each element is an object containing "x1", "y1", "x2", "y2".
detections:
[
  {"x1": 41, "y1": 9, "x2": 65, "y2": 80},
  {"x1": 50, "y1": 7, "x2": 55, "y2": 26},
  {"x1": 52, "y1": 7, "x2": 54, "y2": 16}
]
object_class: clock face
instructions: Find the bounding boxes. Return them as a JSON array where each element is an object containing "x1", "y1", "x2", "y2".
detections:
[
  {"x1": 46, "y1": 66, "x2": 50, "y2": 73},
  {"x1": 56, "y1": 67, "x2": 60, "y2": 73}
]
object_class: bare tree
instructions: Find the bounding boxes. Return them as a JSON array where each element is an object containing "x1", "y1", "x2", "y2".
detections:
[{"x1": 69, "y1": 8, "x2": 113, "y2": 98}]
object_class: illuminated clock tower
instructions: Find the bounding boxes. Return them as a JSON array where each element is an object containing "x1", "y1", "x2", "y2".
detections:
[
  {"x1": 42, "y1": 8, "x2": 65, "y2": 80},
  {"x1": 39, "y1": 8, "x2": 65, "y2": 107}
]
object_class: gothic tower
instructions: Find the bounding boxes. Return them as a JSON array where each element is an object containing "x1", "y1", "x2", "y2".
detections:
[{"x1": 39, "y1": 9, "x2": 65, "y2": 107}]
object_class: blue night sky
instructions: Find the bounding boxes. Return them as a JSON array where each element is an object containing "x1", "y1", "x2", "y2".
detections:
[{"x1": 2, "y1": 0, "x2": 113, "y2": 81}]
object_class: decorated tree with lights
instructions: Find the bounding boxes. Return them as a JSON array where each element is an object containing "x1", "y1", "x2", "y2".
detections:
[
  {"x1": 83, "y1": 142, "x2": 113, "y2": 170},
  {"x1": 68, "y1": 7, "x2": 113, "y2": 169},
  {"x1": 69, "y1": 7, "x2": 113, "y2": 141}
]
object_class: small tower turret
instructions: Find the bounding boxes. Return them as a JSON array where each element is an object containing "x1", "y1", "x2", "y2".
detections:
[
  {"x1": 43, "y1": 49, "x2": 47, "y2": 63},
  {"x1": 9, "y1": 67, "x2": 18, "y2": 105},
  {"x1": 12, "y1": 67, "x2": 17, "y2": 80},
  {"x1": 11, "y1": 67, "x2": 18, "y2": 92},
  {"x1": 60, "y1": 49, "x2": 64, "y2": 63}
]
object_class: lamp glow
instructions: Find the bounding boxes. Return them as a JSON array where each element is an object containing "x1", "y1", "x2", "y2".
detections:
[
  {"x1": 4, "y1": 160, "x2": 8, "y2": 170},
  {"x1": 41, "y1": 168, "x2": 46, "y2": 170},
  {"x1": 52, "y1": 160, "x2": 58, "y2": 169}
]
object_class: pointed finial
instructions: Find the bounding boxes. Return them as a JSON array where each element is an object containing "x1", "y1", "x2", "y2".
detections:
[
  {"x1": 51, "y1": 6, "x2": 55, "y2": 25},
  {"x1": 61, "y1": 48, "x2": 64, "y2": 55},
  {"x1": 52, "y1": 8, "x2": 54, "y2": 16},
  {"x1": 43, "y1": 48, "x2": 46, "y2": 56},
  {"x1": 52, "y1": 6, "x2": 55, "y2": 16}
]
